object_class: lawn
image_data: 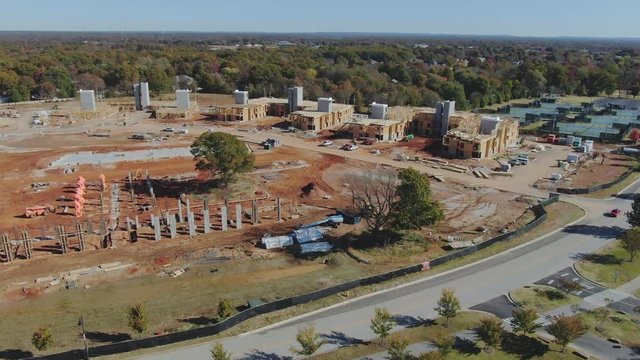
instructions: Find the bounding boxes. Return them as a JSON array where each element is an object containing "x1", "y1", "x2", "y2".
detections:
[
  {"x1": 578, "y1": 307, "x2": 640, "y2": 347},
  {"x1": 510, "y1": 286, "x2": 581, "y2": 313},
  {"x1": 311, "y1": 311, "x2": 581, "y2": 360},
  {"x1": 574, "y1": 240, "x2": 640, "y2": 288}
]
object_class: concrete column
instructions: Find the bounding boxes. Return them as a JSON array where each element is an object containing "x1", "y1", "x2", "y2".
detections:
[
  {"x1": 276, "y1": 198, "x2": 282, "y2": 222},
  {"x1": 221, "y1": 206, "x2": 228, "y2": 231},
  {"x1": 153, "y1": 216, "x2": 161, "y2": 241},
  {"x1": 164, "y1": 212, "x2": 170, "y2": 226},
  {"x1": 203, "y1": 209, "x2": 211, "y2": 234},
  {"x1": 135, "y1": 216, "x2": 140, "y2": 230},
  {"x1": 186, "y1": 198, "x2": 191, "y2": 217},
  {"x1": 169, "y1": 216, "x2": 177, "y2": 239},
  {"x1": 126, "y1": 217, "x2": 133, "y2": 242},
  {"x1": 178, "y1": 200, "x2": 183, "y2": 223},
  {"x1": 252, "y1": 200, "x2": 259, "y2": 225},
  {"x1": 236, "y1": 204, "x2": 243, "y2": 229},
  {"x1": 187, "y1": 211, "x2": 196, "y2": 236}
]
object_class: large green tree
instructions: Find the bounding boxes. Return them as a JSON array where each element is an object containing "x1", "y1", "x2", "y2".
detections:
[
  {"x1": 392, "y1": 168, "x2": 443, "y2": 230},
  {"x1": 191, "y1": 132, "x2": 255, "y2": 188},
  {"x1": 626, "y1": 196, "x2": 640, "y2": 228},
  {"x1": 621, "y1": 227, "x2": 640, "y2": 262}
]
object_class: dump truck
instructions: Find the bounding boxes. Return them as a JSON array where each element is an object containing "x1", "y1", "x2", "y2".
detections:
[{"x1": 24, "y1": 204, "x2": 55, "y2": 218}]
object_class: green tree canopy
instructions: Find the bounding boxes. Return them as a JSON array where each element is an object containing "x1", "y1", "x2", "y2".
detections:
[
  {"x1": 210, "y1": 343, "x2": 232, "y2": 360},
  {"x1": 392, "y1": 168, "x2": 443, "y2": 230},
  {"x1": 510, "y1": 308, "x2": 541, "y2": 335},
  {"x1": 191, "y1": 132, "x2": 255, "y2": 188},
  {"x1": 621, "y1": 227, "x2": 640, "y2": 262},
  {"x1": 370, "y1": 307, "x2": 396, "y2": 341},
  {"x1": 476, "y1": 318, "x2": 503, "y2": 353},
  {"x1": 290, "y1": 324, "x2": 324, "y2": 357},
  {"x1": 127, "y1": 303, "x2": 149, "y2": 336},
  {"x1": 31, "y1": 326, "x2": 54, "y2": 354},
  {"x1": 434, "y1": 288, "x2": 461, "y2": 327}
]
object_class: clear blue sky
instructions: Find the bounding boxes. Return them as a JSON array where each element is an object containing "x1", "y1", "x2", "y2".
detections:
[{"x1": 2, "y1": 0, "x2": 639, "y2": 38}]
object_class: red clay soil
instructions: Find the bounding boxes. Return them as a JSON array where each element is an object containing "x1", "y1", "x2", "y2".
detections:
[{"x1": 569, "y1": 154, "x2": 635, "y2": 188}]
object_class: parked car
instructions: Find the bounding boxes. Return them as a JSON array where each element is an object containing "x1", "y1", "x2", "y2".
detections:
[
  {"x1": 610, "y1": 209, "x2": 621, "y2": 217},
  {"x1": 321, "y1": 140, "x2": 333, "y2": 146},
  {"x1": 345, "y1": 144, "x2": 359, "y2": 151},
  {"x1": 162, "y1": 127, "x2": 175, "y2": 132}
]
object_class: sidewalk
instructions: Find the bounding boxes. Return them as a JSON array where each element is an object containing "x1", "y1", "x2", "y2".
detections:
[{"x1": 616, "y1": 275, "x2": 640, "y2": 297}]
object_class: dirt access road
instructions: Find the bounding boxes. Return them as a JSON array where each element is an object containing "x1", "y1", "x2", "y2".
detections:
[{"x1": 187, "y1": 125, "x2": 550, "y2": 197}]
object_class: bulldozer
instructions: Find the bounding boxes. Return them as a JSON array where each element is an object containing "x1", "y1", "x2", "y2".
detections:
[{"x1": 24, "y1": 204, "x2": 55, "y2": 218}]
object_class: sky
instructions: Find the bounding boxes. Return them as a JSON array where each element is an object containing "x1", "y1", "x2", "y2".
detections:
[{"x1": 1, "y1": 0, "x2": 639, "y2": 38}]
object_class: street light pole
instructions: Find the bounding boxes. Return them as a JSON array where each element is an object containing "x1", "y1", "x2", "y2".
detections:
[{"x1": 78, "y1": 315, "x2": 89, "y2": 360}]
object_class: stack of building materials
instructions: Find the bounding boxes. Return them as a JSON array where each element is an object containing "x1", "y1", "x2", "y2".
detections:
[
  {"x1": 567, "y1": 153, "x2": 581, "y2": 163},
  {"x1": 261, "y1": 234, "x2": 294, "y2": 250}
]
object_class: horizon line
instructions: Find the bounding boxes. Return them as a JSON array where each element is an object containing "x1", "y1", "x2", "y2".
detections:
[{"x1": 0, "y1": 30, "x2": 639, "y2": 41}]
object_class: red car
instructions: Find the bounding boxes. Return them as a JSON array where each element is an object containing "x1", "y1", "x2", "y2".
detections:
[{"x1": 610, "y1": 209, "x2": 621, "y2": 217}]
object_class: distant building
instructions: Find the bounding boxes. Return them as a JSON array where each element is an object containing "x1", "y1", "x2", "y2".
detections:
[
  {"x1": 233, "y1": 90, "x2": 249, "y2": 105},
  {"x1": 79, "y1": 90, "x2": 96, "y2": 111},
  {"x1": 133, "y1": 82, "x2": 150, "y2": 110},
  {"x1": 443, "y1": 118, "x2": 519, "y2": 158},
  {"x1": 370, "y1": 102, "x2": 388, "y2": 120},
  {"x1": 176, "y1": 90, "x2": 190, "y2": 110},
  {"x1": 288, "y1": 87, "x2": 304, "y2": 113},
  {"x1": 289, "y1": 101, "x2": 354, "y2": 132},
  {"x1": 351, "y1": 118, "x2": 408, "y2": 141},
  {"x1": 435, "y1": 101, "x2": 456, "y2": 137}
]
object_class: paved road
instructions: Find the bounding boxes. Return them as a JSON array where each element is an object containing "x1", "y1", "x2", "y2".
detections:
[{"x1": 138, "y1": 179, "x2": 639, "y2": 359}]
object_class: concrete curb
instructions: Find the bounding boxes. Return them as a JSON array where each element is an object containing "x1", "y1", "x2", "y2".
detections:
[{"x1": 571, "y1": 263, "x2": 609, "y2": 289}]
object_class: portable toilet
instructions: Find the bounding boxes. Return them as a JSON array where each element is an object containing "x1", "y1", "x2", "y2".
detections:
[
  {"x1": 567, "y1": 153, "x2": 580, "y2": 163},
  {"x1": 572, "y1": 137, "x2": 582, "y2": 147},
  {"x1": 583, "y1": 140, "x2": 594, "y2": 152},
  {"x1": 566, "y1": 135, "x2": 575, "y2": 145}
]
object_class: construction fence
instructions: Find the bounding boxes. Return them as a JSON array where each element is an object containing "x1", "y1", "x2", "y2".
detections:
[
  {"x1": 30, "y1": 194, "x2": 560, "y2": 360},
  {"x1": 557, "y1": 168, "x2": 636, "y2": 194}
]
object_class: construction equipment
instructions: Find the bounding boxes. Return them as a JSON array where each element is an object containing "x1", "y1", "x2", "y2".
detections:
[{"x1": 24, "y1": 204, "x2": 55, "y2": 218}]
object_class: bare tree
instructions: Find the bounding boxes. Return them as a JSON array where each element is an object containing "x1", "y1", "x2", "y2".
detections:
[{"x1": 346, "y1": 169, "x2": 398, "y2": 234}]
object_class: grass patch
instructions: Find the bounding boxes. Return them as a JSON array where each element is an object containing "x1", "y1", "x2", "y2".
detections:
[
  {"x1": 312, "y1": 311, "x2": 490, "y2": 360},
  {"x1": 580, "y1": 172, "x2": 640, "y2": 199},
  {"x1": 510, "y1": 286, "x2": 581, "y2": 313},
  {"x1": 311, "y1": 311, "x2": 580, "y2": 360},
  {"x1": 574, "y1": 240, "x2": 640, "y2": 288},
  {"x1": 578, "y1": 308, "x2": 640, "y2": 347}
]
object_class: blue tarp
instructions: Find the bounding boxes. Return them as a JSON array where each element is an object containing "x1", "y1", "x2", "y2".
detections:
[
  {"x1": 261, "y1": 235, "x2": 294, "y2": 249},
  {"x1": 299, "y1": 214, "x2": 344, "y2": 229},
  {"x1": 299, "y1": 242, "x2": 333, "y2": 254},
  {"x1": 292, "y1": 227, "x2": 325, "y2": 244}
]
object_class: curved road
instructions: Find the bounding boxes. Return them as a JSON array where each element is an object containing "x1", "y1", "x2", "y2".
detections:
[{"x1": 138, "y1": 177, "x2": 639, "y2": 359}]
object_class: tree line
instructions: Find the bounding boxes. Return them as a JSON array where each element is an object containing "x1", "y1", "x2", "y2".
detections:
[{"x1": 1, "y1": 40, "x2": 640, "y2": 109}]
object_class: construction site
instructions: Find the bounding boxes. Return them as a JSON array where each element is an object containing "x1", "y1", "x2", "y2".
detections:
[{"x1": 0, "y1": 88, "x2": 634, "y2": 354}]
